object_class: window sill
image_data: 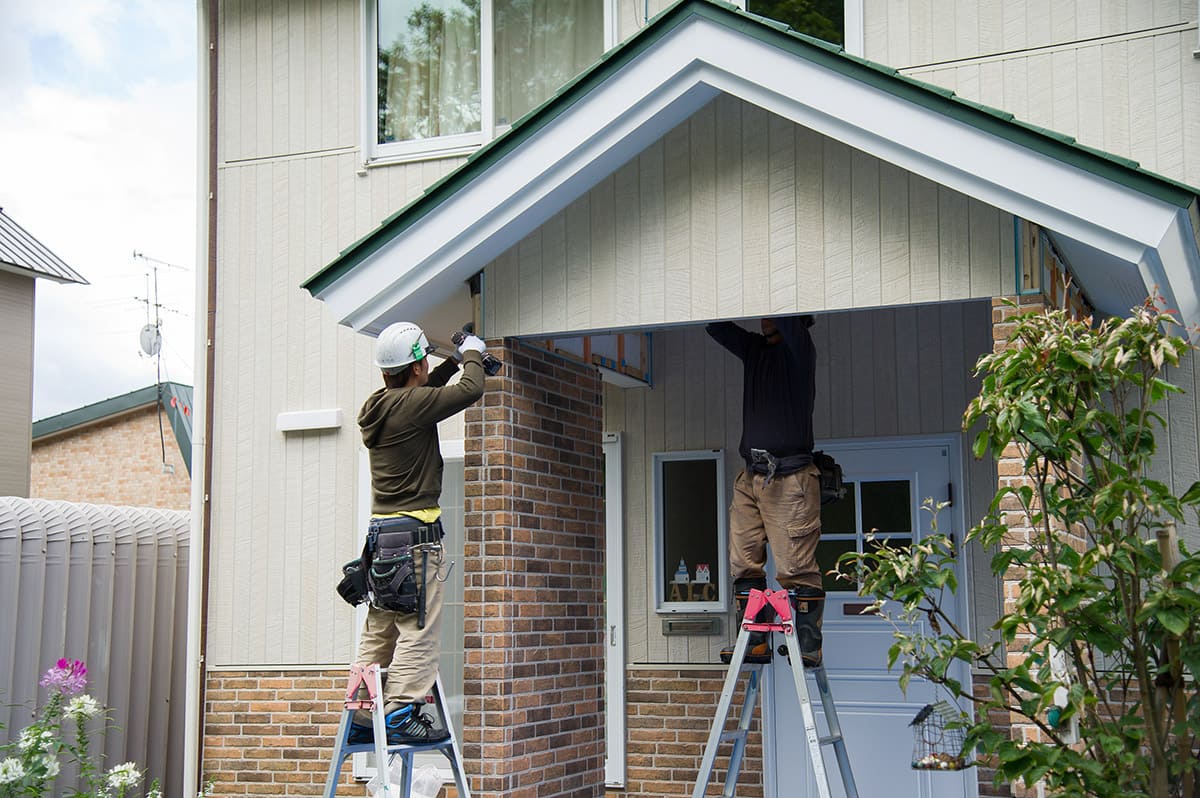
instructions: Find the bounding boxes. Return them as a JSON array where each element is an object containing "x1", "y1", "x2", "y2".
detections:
[{"x1": 364, "y1": 141, "x2": 482, "y2": 169}]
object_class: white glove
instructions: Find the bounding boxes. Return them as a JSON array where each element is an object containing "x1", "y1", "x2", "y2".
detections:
[{"x1": 457, "y1": 334, "x2": 486, "y2": 354}]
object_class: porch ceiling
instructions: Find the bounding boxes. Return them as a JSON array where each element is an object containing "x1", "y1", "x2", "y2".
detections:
[{"x1": 303, "y1": 0, "x2": 1200, "y2": 335}]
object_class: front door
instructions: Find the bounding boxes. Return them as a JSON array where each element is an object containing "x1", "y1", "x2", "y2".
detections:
[{"x1": 766, "y1": 437, "x2": 976, "y2": 798}]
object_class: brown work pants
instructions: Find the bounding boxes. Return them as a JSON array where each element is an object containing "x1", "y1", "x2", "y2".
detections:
[
  {"x1": 355, "y1": 546, "x2": 444, "y2": 706},
  {"x1": 729, "y1": 463, "x2": 822, "y2": 590}
]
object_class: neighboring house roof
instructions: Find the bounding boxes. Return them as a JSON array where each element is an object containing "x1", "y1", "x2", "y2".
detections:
[
  {"x1": 0, "y1": 207, "x2": 88, "y2": 284},
  {"x1": 303, "y1": 0, "x2": 1200, "y2": 333},
  {"x1": 33, "y1": 383, "x2": 194, "y2": 474}
]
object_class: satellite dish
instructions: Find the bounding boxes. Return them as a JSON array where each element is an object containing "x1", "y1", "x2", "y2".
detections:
[{"x1": 139, "y1": 323, "x2": 162, "y2": 356}]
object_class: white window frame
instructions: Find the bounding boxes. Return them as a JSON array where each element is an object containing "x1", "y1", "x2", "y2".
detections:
[
  {"x1": 363, "y1": 0, "x2": 618, "y2": 165},
  {"x1": 652, "y1": 449, "x2": 728, "y2": 614}
]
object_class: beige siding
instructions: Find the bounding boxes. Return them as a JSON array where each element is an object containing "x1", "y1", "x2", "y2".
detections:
[
  {"x1": 0, "y1": 271, "x2": 34, "y2": 498},
  {"x1": 902, "y1": 27, "x2": 1200, "y2": 189},
  {"x1": 605, "y1": 301, "x2": 998, "y2": 663},
  {"x1": 210, "y1": 130, "x2": 468, "y2": 665},
  {"x1": 863, "y1": 0, "x2": 1192, "y2": 67},
  {"x1": 484, "y1": 96, "x2": 1016, "y2": 337}
]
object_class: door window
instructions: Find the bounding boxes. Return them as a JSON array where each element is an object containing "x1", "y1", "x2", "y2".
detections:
[{"x1": 817, "y1": 476, "x2": 914, "y2": 592}]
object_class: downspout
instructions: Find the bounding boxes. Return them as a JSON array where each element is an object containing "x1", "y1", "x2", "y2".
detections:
[{"x1": 184, "y1": 0, "x2": 218, "y2": 793}]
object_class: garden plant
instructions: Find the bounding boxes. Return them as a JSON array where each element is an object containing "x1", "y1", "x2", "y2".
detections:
[{"x1": 838, "y1": 297, "x2": 1200, "y2": 797}]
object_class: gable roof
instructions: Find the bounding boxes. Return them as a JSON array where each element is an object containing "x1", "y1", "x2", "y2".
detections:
[
  {"x1": 33, "y1": 382, "x2": 194, "y2": 474},
  {"x1": 0, "y1": 208, "x2": 88, "y2": 284},
  {"x1": 304, "y1": 0, "x2": 1200, "y2": 332}
]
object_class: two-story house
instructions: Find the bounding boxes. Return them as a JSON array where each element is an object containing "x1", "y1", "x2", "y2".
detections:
[{"x1": 191, "y1": 2, "x2": 1200, "y2": 797}]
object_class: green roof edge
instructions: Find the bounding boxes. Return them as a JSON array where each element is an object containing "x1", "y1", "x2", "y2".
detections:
[
  {"x1": 33, "y1": 382, "x2": 194, "y2": 475},
  {"x1": 303, "y1": 0, "x2": 1200, "y2": 298}
]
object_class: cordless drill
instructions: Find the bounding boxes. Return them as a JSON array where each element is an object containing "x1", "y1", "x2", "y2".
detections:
[{"x1": 451, "y1": 323, "x2": 503, "y2": 376}]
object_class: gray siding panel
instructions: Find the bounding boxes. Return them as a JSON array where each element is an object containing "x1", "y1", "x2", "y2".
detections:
[
  {"x1": 0, "y1": 271, "x2": 34, "y2": 497},
  {"x1": 0, "y1": 499, "x2": 189, "y2": 796},
  {"x1": 605, "y1": 301, "x2": 996, "y2": 664}
]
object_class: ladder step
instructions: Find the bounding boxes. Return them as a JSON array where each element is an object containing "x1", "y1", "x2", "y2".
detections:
[
  {"x1": 719, "y1": 730, "x2": 748, "y2": 744},
  {"x1": 818, "y1": 734, "x2": 843, "y2": 746}
]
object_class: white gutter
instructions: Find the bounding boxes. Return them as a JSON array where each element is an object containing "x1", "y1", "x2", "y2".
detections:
[{"x1": 183, "y1": 0, "x2": 211, "y2": 792}]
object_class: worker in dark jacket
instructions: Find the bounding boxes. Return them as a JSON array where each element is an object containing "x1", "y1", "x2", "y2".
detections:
[
  {"x1": 351, "y1": 321, "x2": 486, "y2": 744},
  {"x1": 706, "y1": 315, "x2": 825, "y2": 667}
]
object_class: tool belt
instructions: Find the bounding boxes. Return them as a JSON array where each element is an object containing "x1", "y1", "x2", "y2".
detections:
[
  {"x1": 748, "y1": 448, "x2": 813, "y2": 484},
  {"x1": 336, "y1": 517, "x2": 443, "y2": 627},
  {"x1": 748, "y1": 448, "x2": 845, "y2": 505}
]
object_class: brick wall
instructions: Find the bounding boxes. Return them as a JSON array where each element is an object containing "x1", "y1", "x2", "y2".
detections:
[
  {"x1": 462, "y1": 340, "x2": 605, "y2": 798},
  {"x1": 623, "y1": 668, "x2": 763, "y2": 797},
  {"x1": 204, "y1": 669, "x2": 352, "y2": 796},
  {"x1": 31, "y1": 404, "x2": 191, "y2": 509}
]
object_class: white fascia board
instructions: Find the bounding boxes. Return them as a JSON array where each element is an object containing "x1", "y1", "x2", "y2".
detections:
[
  {"x1": 319, "y1": 15, "x2": 1192, "y2": 333},
  {"x1": 1142, "y1": 207, "x2": 1200, "y2": 330}
]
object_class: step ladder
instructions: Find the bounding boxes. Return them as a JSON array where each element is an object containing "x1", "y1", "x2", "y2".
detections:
[
  {"x1": 692, "y1": 589, "x2": 858, "y2": 798},
  {"x1": 323, "y1": 664, "x2": 471, "y2": 798}
]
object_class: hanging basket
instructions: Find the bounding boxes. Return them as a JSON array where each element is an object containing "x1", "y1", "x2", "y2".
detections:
[{"x1": 910, "y1": 701, "x2": 969, "y2": 771}]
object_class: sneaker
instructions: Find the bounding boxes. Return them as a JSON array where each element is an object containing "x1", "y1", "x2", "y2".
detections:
[{"x1": 384, "y1": 703, "x2": 450, "y2": 745}]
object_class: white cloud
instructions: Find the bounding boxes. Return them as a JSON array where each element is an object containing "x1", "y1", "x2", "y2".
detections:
[{"x1": 0, "y1": 2, "x2": 197, "y2": 420}]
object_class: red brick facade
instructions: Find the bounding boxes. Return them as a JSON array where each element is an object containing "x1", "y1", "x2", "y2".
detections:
[
  {"x1": 31, "y1": 404, "x2": 191, "y2": 510},
  {"x1": 461, "y1": 339, "x2": 606, "y2": 797}
]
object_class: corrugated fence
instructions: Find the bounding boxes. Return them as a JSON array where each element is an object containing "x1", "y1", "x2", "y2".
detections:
[{"x1": 0, "y1": 497, "x2": 190, "y2": 796}]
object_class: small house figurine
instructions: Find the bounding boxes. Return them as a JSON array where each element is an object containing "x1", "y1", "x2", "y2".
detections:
[
  {"x1": 672, "y1": 557, "x2": 690, "y2": 584},
  {"x1": 694, "y1": 564, "x2": 711, "y2": 584}
]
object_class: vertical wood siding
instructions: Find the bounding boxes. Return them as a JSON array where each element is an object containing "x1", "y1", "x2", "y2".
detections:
[
  {"x1": 898, "y1": 22, "x2": 1199, "y2": 190},
  {"x1": 604, "y1": 302, "x2": 997, "y2": 663},
  {"x1": 863, "y1": 0, "x2": 1191, "y2": 68},
  {"x1": 482, "y1": 96, "x2": 1016, "y2": 338},
  {"x1": 0, "y1": 499, "x2": 189, "y2": 797},
  {"x1": 0, "y1": 271, "x2": 34, "y2": 497}
]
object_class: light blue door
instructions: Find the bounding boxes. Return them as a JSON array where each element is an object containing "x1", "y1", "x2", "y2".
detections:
[{"x1": 766, "y1": 438, "x2": 976, "y2": 798}]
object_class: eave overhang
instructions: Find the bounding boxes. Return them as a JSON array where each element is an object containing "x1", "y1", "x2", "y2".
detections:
[{"x1": 304, "y1": 0, "x2": 1200, "y2": 334}]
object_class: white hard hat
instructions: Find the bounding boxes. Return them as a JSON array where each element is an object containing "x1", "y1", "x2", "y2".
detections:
[{"x1": 375, "y1": 322, "x2": 435, "y2": 371}]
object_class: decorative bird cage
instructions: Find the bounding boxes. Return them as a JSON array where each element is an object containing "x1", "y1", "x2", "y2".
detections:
[{"x1": 910, "y1": 700, "x2": 969, "y2": 771}]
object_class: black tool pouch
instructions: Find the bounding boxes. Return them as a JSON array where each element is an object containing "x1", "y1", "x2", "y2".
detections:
[
  {"x1": 368, "y1": 529, "x2": 420, "y2": 614},
  {"x1": 813, "y1": 450, "x2": 846, "y2": 505},
  {"x1": 336, "y1": 557, "x2": 369, "y2": 606}
]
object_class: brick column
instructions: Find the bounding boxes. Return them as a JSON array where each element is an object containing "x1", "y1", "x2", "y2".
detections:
[{"x1": 462, "y1": 340, "x2": 605, "y2": 798}]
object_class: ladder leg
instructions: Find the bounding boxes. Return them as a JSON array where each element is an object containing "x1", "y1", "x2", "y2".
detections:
[
  {"x1": 433, "y1": 675, "x2": 472, "y2": 798},
  {"x1": 813, "y1": 666, "x2": 857, "y2": 798},
  {"x1": 783, "y1": 626, "x2": 833, "y2": 798},
  {"x1": 692, "y1": 630, "x2": 753, "y2": 798},
  {"x1": 721, "y1": 667, "x2": 762, "y2": 798},
  {"x1": 323, "y1": 710, "x2": 354, "y2": 798}
]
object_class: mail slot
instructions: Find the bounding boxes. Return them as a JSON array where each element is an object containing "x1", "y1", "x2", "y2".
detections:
[{"x1": 842, "y1": 602, "x2": 880, "y2": 616}]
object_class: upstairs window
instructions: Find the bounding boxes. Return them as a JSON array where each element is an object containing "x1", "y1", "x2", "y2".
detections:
[{"x1": 371, "y1": 0, "x2": 611, "y2": 161}]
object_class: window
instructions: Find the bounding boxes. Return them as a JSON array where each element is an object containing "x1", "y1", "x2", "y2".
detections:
[
  {"x1": 818, "y1": 475, "x2": 915, "y2": 592},
  {"x1": 653, "y1": 450, "x2": 728, "y2": 613},
  {"x1": 369, "y1": 0, "x2": 612, "y2": 161},
  {"x1": 747, "y1": 0, "x2": 843, "y2": 45}
]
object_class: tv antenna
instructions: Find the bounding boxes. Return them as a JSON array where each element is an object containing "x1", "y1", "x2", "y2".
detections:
[{"x1": 132, "y1": 250, "x2": 189, "y2": 473}]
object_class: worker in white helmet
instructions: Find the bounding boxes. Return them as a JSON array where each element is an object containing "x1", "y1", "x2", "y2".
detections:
[{"x1": 349, "y1": 321, "x2": 487, "y2": 745}]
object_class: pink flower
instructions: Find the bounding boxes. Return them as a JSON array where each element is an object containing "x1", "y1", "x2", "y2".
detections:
[{"x1": 39, "y1": 658, "x2": 87, "y2": 695}]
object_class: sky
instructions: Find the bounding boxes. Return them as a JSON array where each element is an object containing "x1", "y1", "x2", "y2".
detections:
[{"x1": 0, "y1": 0, "x2": 197, "y2": 421}]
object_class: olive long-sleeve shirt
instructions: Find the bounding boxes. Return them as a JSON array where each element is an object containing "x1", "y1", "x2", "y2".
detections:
[{"x1": 358, "y1": 351, "x2": 484, "y2": 514}]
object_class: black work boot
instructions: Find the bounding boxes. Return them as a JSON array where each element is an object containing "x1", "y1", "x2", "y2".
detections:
[
  {"x1": 790, "y1": 587, "x2": 825, "y2": 668},
  {"x1": 720, "y1": 580, "x2": 773, "y2": 664}
]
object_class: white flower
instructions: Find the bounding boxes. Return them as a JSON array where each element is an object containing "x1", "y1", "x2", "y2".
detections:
[
  {"x1": 65, "y1": 694, "x2": 102, "y2": 720},
  {"x1": 146, "y1": 785, "x2": 162, "y2": 798},
  {"x1": 0, "y1": 758, "x2": 25, "y2": 784},
  {"x1": 38, "y1": 755, "x2": 60, "y2": 779},
  {"x1": 17, "y1": 728, "x2": 54, "y2": 753},
  {"x1": 107, "y1": 762, "x2": 142, "y2": 790}
]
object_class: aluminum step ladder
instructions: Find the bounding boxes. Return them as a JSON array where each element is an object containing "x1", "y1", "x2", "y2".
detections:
[
  {"x1": 692, "y1": 588, "x2": 858, "y2": 798},
  {"x1": 323, "y1": 664, "x2": 471, "y2": 798}
]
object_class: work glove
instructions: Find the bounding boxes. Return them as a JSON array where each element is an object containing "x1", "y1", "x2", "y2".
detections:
[{"x1": 456, "y1": 334, "x2": 486, "y2": 354}]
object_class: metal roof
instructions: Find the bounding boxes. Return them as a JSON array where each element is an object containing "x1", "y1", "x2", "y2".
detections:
[
  {"x1": 303, "y1": 0, "x2": 1200, "y2": 299},
  {"x1": 0, "y1": 207, "x2": 88, "y2": 284},
  {"x1": 32, "y1": 382, "x2": 194, "y2": 474}
]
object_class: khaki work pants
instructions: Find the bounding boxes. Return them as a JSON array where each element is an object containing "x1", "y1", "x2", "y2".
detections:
[
  {"x1": 729, "y1": 463, "x2": 822, "y2": 590},
  {"x1": 356, "y1": 546, "x2": 444, "y2": 706}
]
